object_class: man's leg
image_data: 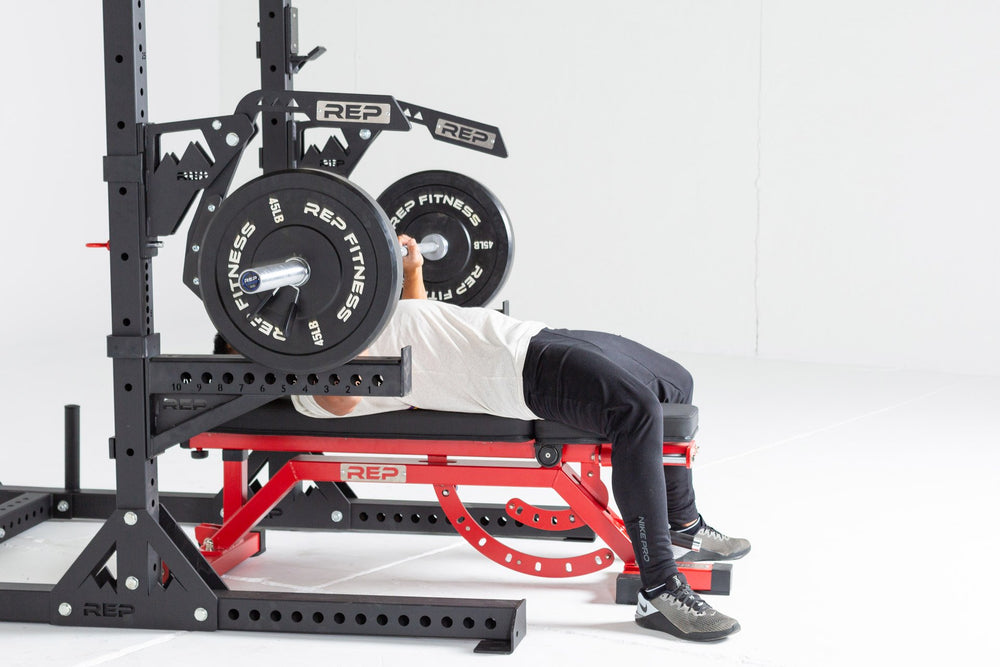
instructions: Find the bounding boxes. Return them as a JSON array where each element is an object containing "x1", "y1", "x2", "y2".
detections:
[
  {"x1": 540, "y1": 331, "x2": 749, "y2": 560},
  {"x1": 522, "y1": 329, "x2": 678, "y2": 589},
  {"x1": 546, "y1": 330, "x2": 701, "y2": 527},
  {"x1": 522, "y1": 329, "x2": 740, "y2": 641},
  {"x1": 545, "y1": 330, "x2": 693, "y2": 403}
]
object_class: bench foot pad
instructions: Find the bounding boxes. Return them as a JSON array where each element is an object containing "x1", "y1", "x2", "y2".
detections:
[{"x1": 615, "y1": 563, "x2": 732, "y2": 604}]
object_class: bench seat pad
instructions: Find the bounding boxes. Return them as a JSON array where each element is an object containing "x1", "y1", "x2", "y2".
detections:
[{"x1": 211, "y1": 400, "x2": 698, "y2": 443}]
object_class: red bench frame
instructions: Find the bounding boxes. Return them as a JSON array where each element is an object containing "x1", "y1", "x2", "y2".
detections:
[{"x1": 187, "y1": 432, "x2": 726, "y2": 596}]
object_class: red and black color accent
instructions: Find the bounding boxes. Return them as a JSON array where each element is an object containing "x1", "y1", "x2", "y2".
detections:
[{"x1": 185, "y1": 410, "x2": 732, "y2": 602}]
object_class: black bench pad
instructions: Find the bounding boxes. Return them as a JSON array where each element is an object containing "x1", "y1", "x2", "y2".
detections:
[
  {"x1": 214, "y1": 401, "x2": 533, "y2": 442},
  {"x1": 212, "y1": 400, "x2": 698, "y2": 443}
]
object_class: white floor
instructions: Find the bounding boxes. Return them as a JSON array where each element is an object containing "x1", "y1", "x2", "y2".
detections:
[{"x1": 1, "y1": 354, "x2": 998, "y2": 666}]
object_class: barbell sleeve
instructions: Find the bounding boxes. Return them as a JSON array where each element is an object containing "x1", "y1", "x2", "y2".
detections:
[
  {"x1": 238, "y1": 257, "x2": 310, "y2": 294},
  {"x1": 400, "y1": 233, "x2": 449, "y2": 261}
]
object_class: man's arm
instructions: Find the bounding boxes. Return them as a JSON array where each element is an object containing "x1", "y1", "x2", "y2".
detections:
[
  {"x1": 399, "y1": 234, "x2": 428, "y2": 300},
  {"x1": 312, "y1": 394, "x2": 363, "y2": 415}
]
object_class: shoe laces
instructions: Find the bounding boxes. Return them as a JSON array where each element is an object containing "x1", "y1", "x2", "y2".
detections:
[
  {"x1": 699, "y1": 521, "x2": 729, "y2": 541},
  {"x1": 667, "y1": 583, "x2": 708, "y2": 615}
]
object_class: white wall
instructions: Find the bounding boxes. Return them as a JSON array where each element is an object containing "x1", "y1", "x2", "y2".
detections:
[
  {"x1": 758, "y1": 1, "x2": 1000, "y2": 373},
  {"x1": 0, "y1": 1, "x2": 224, "y2": 488},
  {"x1": 2, "y1": 0, "x2": 998, "y2": 487}
]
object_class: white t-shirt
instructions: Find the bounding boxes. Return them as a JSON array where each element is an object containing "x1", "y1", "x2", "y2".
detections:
[{"x1": 292, "y1": 299, "x2": 547, "y2": 420}]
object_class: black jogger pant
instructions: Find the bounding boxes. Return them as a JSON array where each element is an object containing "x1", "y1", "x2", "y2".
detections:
[{"x1": 521, "y1": 328, "x2": 699, "y2": 589}]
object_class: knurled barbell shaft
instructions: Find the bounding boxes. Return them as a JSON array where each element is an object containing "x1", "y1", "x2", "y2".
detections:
[
  {"x1": 238, "y1": 257, "x2": 310, "y2": 294},
  {"x1": 401, "y1": 233, "x2": 449, "y2": 261}
]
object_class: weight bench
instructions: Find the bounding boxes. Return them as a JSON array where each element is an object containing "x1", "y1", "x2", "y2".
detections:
[{"x1": 188, "y1": 401, "x2": 732, "y2": 604}]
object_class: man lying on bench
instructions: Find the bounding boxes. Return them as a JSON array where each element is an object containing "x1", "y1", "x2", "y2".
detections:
[{"x1": 284, "y1": 235, "x2": 750, "y2": 643}]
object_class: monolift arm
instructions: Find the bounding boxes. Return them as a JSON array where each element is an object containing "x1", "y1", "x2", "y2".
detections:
[
  {"x1": 396, "y1": 100, "x2": 508, "y2": 158},
  {"x1": 235, "y1": 90, "x2": 508, "y2": 178}
]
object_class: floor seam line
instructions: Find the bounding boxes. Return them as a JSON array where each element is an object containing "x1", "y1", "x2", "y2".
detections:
[
  {"x1": 698, "y1": 383, "x2": 959, "y2": 470},
  {"x1": 70, "y1": 632, "x2": 185, "y2": 667},
  {"x1": 316, "y1": 542, "x2": 463, "y2": 589}
]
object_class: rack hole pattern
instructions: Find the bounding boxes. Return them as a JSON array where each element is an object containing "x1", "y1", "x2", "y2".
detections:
[
  {"x1": 221, "y1": 602, "x2": 497, "y2": 638},
  {"x1": 0, "y1": 494, "x2": 53, "y2": 538},
  {"x1": 350, "y1": 507, "x2": 570, "y2": 537},
  {"x1": 166, "y1": 368, "x2": 388, "y2": 394}
]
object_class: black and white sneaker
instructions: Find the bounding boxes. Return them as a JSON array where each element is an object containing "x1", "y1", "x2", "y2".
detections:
[
  {"x1": 635, "y1": 574, "x2": 740, "y2": 642},
  {"x1": 672, "y1": 515, "x2": 751, "y2": 561}
]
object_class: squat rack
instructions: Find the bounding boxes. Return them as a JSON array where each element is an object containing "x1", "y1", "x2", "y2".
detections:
[{"x1": 0, "y1": 0, "x2": 524, "y2": 653}]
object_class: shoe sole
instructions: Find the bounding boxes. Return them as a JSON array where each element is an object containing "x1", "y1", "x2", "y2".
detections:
[
  {"x1": 679, "y1": 544, "x2": 751, "y2": 562},
  {"x1": 635, "y1": 614, "x2": 741, "y2": 642}
]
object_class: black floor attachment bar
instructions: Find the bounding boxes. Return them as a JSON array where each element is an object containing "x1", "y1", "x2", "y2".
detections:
[
  {"x1": 219, "y1": 591, "x2": 526, "y2": 654},
  {"x1": 0, "y1": 583, "x2": 53, "y2": 623},
  {"x1": 0, "y1": 491, "x2": 53, "y2": 543},
  {"x1": 0, "y1": 484, "x2": 595, "y2": 543},
  {"x1": 0, "y1": 585, "x2": 526, "y2": 654}
]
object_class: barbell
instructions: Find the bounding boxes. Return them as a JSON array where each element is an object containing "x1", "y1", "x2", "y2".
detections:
[
  {"x1": 239, "y1": 231, "x2": 452, "y2": 294},
  {"x1": 198, "y1": 169, "x2": 513, "y2": 372}
]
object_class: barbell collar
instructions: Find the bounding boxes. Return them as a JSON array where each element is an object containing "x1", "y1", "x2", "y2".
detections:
[{"x1": 238, "y1": 257, "x2": 310, "y2": 294}]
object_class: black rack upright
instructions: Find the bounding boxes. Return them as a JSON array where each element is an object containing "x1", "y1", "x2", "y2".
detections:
[{"x1": 0, "y1": 0, "x2": 524, "y2": 653}]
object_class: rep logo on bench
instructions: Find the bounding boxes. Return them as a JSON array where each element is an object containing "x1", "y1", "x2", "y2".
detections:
[{"x1": 340, "y1": 464, "x2": 406, "y2": 483}]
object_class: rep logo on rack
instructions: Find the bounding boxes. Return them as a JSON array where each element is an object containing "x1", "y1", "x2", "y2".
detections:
[
  {"x1": 435, "y1": 119, "x2": 496, "y2": 150},
  {"x1": 83, "y1": 603, "x2": 135, "y2": 618},
  {"x1": 317, "y1": 100, "x2": 391, "y2": 124}
]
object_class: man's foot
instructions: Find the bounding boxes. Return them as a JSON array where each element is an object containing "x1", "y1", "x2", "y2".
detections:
[
  {"x1": 635, "y1": 574, "x2": 740, "y2": 641},
  {"x1": 672, "y1": 515, "x2": 751, "y2": 561}
]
